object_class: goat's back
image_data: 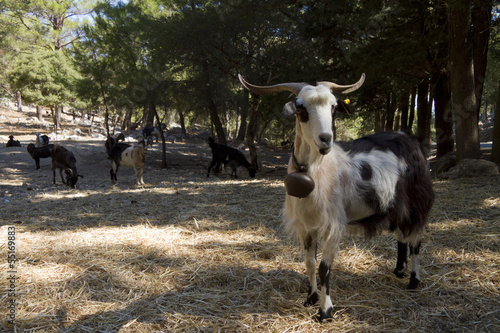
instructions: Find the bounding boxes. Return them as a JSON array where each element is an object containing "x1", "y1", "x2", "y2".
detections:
[{"x1": 108, "y1": 142, "x2": 131, "y2": 162}]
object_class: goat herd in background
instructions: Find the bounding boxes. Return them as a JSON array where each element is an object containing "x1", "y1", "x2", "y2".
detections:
[
  {"x1": 6, "y1": 125, "x2": 256, "y2": 188},
  {"x1": 4, "y1": 73, "x2": 436, "y2": 322}
]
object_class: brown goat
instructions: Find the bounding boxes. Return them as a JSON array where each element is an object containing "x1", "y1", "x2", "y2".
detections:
[{"x1": 51, "y1": 145, "x2": 83, "y2": 188}]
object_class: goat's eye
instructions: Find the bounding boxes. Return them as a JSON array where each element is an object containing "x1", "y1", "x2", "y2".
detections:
[{"x1": 295, "y1": 103, "x2": 309, "y2": 122}]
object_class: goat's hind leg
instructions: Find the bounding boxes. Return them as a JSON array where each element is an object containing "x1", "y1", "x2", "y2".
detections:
[
  {"x1": 394, "y1": 228, "x2": 422, "y2": 289},
  {"x1": 408, "y1": 241, "x2": 422, "y2": 289},
  {"x1": 393, "y1": 241, "x2": 408, "y2": 279}
]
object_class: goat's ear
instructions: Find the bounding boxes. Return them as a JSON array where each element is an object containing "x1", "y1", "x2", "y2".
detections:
[
  {"x1": 282, "y1": 101, "x2": 297, "y2": 117},
  {"x1": 336, "y1": 99, "x2": 355, "y2": 114}
]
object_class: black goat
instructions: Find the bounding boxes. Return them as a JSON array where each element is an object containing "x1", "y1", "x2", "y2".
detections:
[
  {"x1": 6, "y1": 135, "x2": 21, "y2": 147},
  {"x1": 105, "y1": 134, "x2": 125, "y2": 153},
  {"x1": 143, "y1": 125, "x2": 164, "y2": 145},
  {"x1": 27, "y1": 143, "x2": 55, "y2": 169},
  {"x1": 51, "y1": 145, "x2": 82, "y2": 188},
  {"x1": 206, "y1": 137, "x2": 256, "y2": 178}
]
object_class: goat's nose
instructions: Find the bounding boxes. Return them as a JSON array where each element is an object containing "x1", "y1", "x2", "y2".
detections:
[{"x1": 319, "y1": 133, "x2": 332, "y2": 146}]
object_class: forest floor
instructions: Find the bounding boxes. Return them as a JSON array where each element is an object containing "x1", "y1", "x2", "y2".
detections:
[{"x1": 0, "y1": 105, "x2": 499, "y2": 332}]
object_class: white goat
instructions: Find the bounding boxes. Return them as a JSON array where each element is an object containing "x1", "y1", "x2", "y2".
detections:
[{"x1": 239, "y1": 74, "x2": 434, "y2": 321}]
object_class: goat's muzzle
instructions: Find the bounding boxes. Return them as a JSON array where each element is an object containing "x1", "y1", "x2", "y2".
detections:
[{"x1": 318, "y1": 133, "x2": 333, "y2": 155}]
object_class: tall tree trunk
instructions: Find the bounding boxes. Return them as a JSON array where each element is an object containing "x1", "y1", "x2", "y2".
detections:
[
  {"x1": 146, "y1": 104, "x2": 155, "y2": 126},
  {"x1": 16, "y1": 90, "x2": 22, "y2": 112},
  {"x1": 491, "y1": 80, "x2": 500, "y2": 164},
  {"x1": 472, "y1": 0, "x2": 493, "y2": 119},
  {"x1": 236, "y1": 91, "x2": 249, "y2": 141},
  {"x1": 374, "y1": 107, "x2": 383, "y2": 132},
  {"x1": 202, "y1": 60, "x2": 226, "y2": 145},
  {"x1": 152, "y1": 102, "x2": 167, "y2": 168},
  {"x1": 417, "y1": 80, "x2": 431, "y2": 150},
  {"x1": 385, "y1": 92, "x2": 395, "y2": 131},
  {"x1": 122, "y1": 108, "x2": 133, "y2": 132},
  {"x1": 246, "y1": 93, "x2": 260, "y2": 170},
  {"x1": 448, "y1": 0, "x2": 480, "y2": 160},
  {"x1": 36, "y1": 106, "x2": 43, "y2": 122},
  {"x1": 399, "y1": 89, "x2": 410, "y2": 133},
  {"x1": 54, "y1": 106, "x2": 62, "y2": 131},
  {"x1": 408, "y1": 87, "x2": 417, "y2": 133},
  {"x1": 434, "y1": 71, "x2": 454, "y2": 157}
]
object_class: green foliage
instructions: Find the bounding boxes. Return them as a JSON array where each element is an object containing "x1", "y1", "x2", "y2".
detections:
[
  {"x1": 6, "y1": 50, "x2": 81, "y2": 107},
  {"x1": 1, "y1": 0, "x2": 498, "y2": 146}
]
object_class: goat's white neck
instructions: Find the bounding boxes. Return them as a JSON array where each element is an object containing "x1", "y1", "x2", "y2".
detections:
[{"x1": 291, "y1": 120, "x2": 324, "y2": 172}]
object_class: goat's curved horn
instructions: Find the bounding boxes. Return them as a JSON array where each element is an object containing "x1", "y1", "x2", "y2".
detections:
[
  {"x1": 317, "y1": 73, "x2": 366, "y2": 94},
  {"x1": 238, "y1": 74, "x2": 307, "y2": 96}
]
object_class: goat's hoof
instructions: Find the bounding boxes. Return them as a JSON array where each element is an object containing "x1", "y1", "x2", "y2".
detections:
[
  {"x1": 317, "y1": 307, "x2": 334, "y2": 322},
  {"x1": 393, "y1": 268, "x2": 405, "y2": 278},
  {"x1": 408, "y1": 272, "x2": 420, "y2": 289},
  {"x1": 303, "y1": 291, "x2": 319, "y2": 307}
]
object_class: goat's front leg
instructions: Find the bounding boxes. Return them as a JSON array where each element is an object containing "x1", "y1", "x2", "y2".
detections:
[
  {"x1": 207, "y1": 160, "x2": 216, "y2": 177},
  {"x1": 138, "y1": 166, "x2": 145, "y2": 185},
  {"x1": 59, "y1": 169, "x2": 66, "y2": 184},
  {"x1": 317, "y1": 236, "x2": 339, "y2": 322},
  {"x1": 303, "y1": 233, "x2": 318, "y2": 307}
]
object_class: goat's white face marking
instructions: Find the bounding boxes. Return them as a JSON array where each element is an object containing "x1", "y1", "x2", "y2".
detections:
[{"x1": 296, "y1": 85, "x2": 337, "y2": 155}]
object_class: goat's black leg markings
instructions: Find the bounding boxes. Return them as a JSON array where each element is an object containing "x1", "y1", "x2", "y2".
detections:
[
  {"x1": 303, "y1": 234, "x2": 319, "y2": 307},
  {"x1": 408, "y1": 241, "x2": 421, "y2": 289},
  {"x1": 317, "y1": 260, "x2": 333, "y2": 322},
  {"x1": 394, "y1": 241, "x2": 408, "y2": 278}
]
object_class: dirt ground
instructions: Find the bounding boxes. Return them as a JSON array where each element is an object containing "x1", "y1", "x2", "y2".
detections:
[{"x1": 0, "y1": 106, "x2": 499, "y2": 332}]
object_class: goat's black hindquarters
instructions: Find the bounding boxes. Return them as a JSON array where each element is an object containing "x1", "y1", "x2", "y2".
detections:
[{"x1": 394, "y1": 241, "x2": 408, "y2": 278}]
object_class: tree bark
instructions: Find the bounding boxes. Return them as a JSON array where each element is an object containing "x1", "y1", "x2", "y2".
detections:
[
  {"x1": 152, "y1": 102, "x2": 167, "y2": 168},
  {"x1": 16, "y1": 91, "x2": 23, "y2": 112},
  {"x1": 246, "y1": 93, "x2": 260, "y2": 170},
  {"x1": 433, "y1": 70, "x2": 454, "y2": 157},
  {"x1": 36, "y1": 106, "x2": 43, "y2": 122},
  {"x1": 417, "y1": 80, "x2": 431, "y2": 150},
  {"x1": 491, "y1": 80, "x2": 500, "y2": 164},
  {"x1": 385, "y1": 92, "x2": 395, "y2": 131},
  {"x1": 472, "y1": 0, "x2": 493, "y2": 119},
  {"x1": 448, "y1": 0, "x2": 480, "y2": 160},
  {"x1": 237, "y1": 91, "x2": 249, "y2": 141},
  {"x1": 408, "y1": 87, "x2": 417, "y2": 133},
  {"x1": 202, "y1": 60, "x2": 226, "y2": 145},
  {"x1": 54, "y1": 106, "x2": 62, "y2": 131},
  {"x1": 399, "y1": 89, "x2": 410, "y2": 134}
]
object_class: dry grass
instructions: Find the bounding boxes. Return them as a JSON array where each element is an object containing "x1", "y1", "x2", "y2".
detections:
[{"x1": 0, "y1": 111, "x2": 499, "y2": 332}]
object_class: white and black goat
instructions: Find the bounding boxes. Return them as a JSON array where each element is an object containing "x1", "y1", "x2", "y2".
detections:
[
  {"x1": 35, "y1": 133, "x2": 50, "y2": 147},
  {"x1": 239, "y1": 74, "x2": 434, "y2": 321},
  {"x1": 27, "y1": 143, "x2": 55, "y2": 169},
  {"x1": 51, "y1": 145, "x2": 82, "y2": 188},
  {"x1": 206, "y1": 137, "x2": 256, "y2": 179},
  {"x1": 107, "y1": 137, "x2": 146, "y2": 185}
]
